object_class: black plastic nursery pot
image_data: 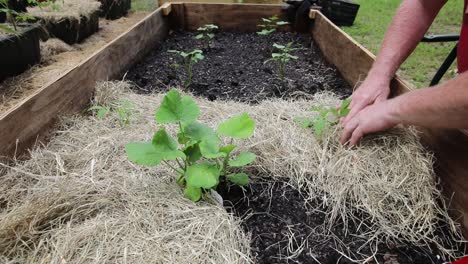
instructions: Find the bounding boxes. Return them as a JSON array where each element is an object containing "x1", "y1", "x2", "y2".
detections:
[
  {"x1": 7, "y1": 0, "x2": 28, "y2": 12},
  {"x1": 0, "y1": 24, "x2": 41, "y2": 81},
  {"x1": 99, "y1": 0, "x2": 131, "y2": 20},
  {"x1": 41, "y1": 11, "x2": 100, "y2": 45},
  {"x1": 0, "y1": 12, "x2": 5, "y2": 23},
  {"x1": 318, "y1": 0, "x2": 359, "y2": 26}
]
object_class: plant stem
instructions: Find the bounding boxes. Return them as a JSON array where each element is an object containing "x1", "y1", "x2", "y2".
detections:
[{"x1": 163, "y1": 160, "x2": 184, "y2": 175}]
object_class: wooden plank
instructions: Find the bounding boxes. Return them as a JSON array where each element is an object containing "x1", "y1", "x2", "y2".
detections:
[
  {"x1": 181, "y1": 2, "x2": 289, "y2": 32},
  {"x1": 0, "y1": 8, "x2": 169, "y2": 159},
  {"x1": 159, "y1": 0, "x2": 283, "y2": 6},
  {"x1": 311, "y1": 11, "x2": 412, "y2": 95},
  {"x1": 311, "y1": 10, "x2": 468, "y2": 235},
  {"x1": 161, "y1": 2, "x2": 172, "y2": 16}
]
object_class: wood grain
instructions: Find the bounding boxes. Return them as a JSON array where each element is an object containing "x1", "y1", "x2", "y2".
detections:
[
  {"x1": 0, "y1": 9, "x2": 169, "y2": 159},
  {"x1": 311, "y1": 12, "x2": 412, "y2": 95},
  {"x1": 181, "y1": 3, "x2": 290, "y2": 32}
]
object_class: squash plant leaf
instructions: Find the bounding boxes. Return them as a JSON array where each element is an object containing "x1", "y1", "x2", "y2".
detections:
[
  {"x1": 184, "y1": 184, "x2": 202, "y2": 202},
  {"x1": 183, "y1": 143, "x2": 202, "y2": 163},
  {"x1": 184, "y1": 121, "x2": 222, "y2": 158},
  {"x1": 227, "y1": 173, "x2": 249, "y2": 186},
  {"x1": 125, "y1": 142, "x2": 162, "y2": 167},
  {"x1": 229, "y1": 152, "x2": 256, "y2": 167},
  {"x1": 220, "y1": 144, "x2": 236, "y2": 155},
  {"x1": 155, "y1": 89, "x2": 200, "y2": 124},
  {"x1": 185, "y1": 163, "x2": 220, "y2": 189},
  {"x1": 217, "y1": 113, "x2": 255, "y2": 139},
  {"x1": 152, "y1": 127, "x2": 186, "y2": 160}
]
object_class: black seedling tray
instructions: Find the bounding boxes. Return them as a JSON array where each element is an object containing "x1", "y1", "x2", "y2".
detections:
[
  {"x1": 0, "y1": 24, "x2": 41, "y2": 81},
  {"x1": 99, "y1": 0, "x2": 131, "y2": 20},
  {"x1": 317, "y1": 0, "x2": 360, "y2": 26},
  {"x1": 40, "y1": 11, "x2": 100, "y2": 44}
]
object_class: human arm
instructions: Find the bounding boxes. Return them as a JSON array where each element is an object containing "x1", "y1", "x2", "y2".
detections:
[
  {"x1": 342, "y1": 0, "x2": 448, "y2": 124},
  {"x1": 340, "y1": 72, "x2": 468, "y2": 146}
]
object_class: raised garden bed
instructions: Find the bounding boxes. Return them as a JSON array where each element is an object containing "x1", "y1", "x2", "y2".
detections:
[
  {"x1": 0, "y1": 3, "x2": 467, "y2": 263},
  {"x1": 27, "y1": 0, "x2": 101, "y2": 44},
  {"x1": 0, "y1": 24, "x2": 41, "y2": 81},
  {"x1": 99, "y1": 0, "x2": 131, "y2": 20}
]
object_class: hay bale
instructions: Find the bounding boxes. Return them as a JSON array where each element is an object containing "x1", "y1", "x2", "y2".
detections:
[{"x1": 0, "y1": 81, "x2": 463, "y2": 262}]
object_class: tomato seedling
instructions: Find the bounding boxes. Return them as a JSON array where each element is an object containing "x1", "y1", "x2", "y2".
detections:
[
  {"x1": 0, "y1": 0, "x2": 36, "y2": 33},
  {"x1": 294, "y1": 98, "x2": 351, "y2": 137},
  {"x1": 257, "y1": 15, "x2": 289, "y2": 36},
  {"x1": 265, "y1": 42, "x2": 300, "y2": 81},
  {"x1": 126, "y1": 89, "x2": 256, "y2": 202},
  {"x1": 168, "y1": 49, "x2": 204, "y2": 90},
  {"x1": 195, "y1": 24, "x2": 218, "y2": 48}
]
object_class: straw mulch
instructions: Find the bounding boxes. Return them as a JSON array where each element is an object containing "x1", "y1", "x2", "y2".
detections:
[{"x1": 0, "y1": 81, "x2": 463, "y2": 263}]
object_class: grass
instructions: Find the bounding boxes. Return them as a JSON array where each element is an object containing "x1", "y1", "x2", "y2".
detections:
[
  {"x1": 131, "y1": 0, "x2": 157, "y2": 11},
  {"x1": 343, "y1": 0, "x2": 463, "y2": 88}
]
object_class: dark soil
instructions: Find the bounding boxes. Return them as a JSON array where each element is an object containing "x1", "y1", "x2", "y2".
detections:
[
  {"x1": 126, "y1": 31, "x2": 352, "y2": 103},
  {"x1": 219, "y1": 181, "x2": 451, "y2": 264}
]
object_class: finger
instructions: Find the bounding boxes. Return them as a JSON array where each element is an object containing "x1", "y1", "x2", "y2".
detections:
[
  {"x1": 349, "y1": 127, "x2": 364, "y2": 147},
  {"x1": 341, "y1": 101, "x2": 366, "y2": 125},
  {"x1": 340, "y1": 119, "x2": 359, "y2": 145}
]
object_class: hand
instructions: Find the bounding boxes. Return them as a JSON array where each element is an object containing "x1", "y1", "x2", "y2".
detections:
[
  {"x1": 341, "y1": 76, "x2": 391, "y2": 125},
  {"x1": 340, "y1": 100, "x2": 400, "y2": 146}
]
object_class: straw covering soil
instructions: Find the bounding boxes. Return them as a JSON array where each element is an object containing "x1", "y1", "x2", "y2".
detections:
[
  {"x1": 27, "y1": 0, "x2": 101, "y2": 21},
  {"x1": 0, "y1": 81, "x2": 464, "y2": 263}
]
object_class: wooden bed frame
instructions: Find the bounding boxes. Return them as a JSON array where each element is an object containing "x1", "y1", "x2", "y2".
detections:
[{"x1": 0, "y1": 2, "x2": 467, "y2": 235}]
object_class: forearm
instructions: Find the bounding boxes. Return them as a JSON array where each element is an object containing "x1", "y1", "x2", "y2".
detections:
[
  {"x1": 390, "y1": 72, "x2": 468, "y2": 129},
  {"x1": 369, "y1": 0, "x2": 447, "y2": 81}
]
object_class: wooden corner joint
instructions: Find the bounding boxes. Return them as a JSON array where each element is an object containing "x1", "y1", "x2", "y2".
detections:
[
  {"x1": 161, "y1": 3, "x2": 172, "y2": 16},
  {"x1": 309, "y1": 9, "x2": 318, "y2": 20}
]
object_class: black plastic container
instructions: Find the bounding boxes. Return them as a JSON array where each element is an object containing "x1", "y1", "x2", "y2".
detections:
[
  {"x1": 0, "y1": 24, "x2": 41, "y2": 81},
  {"x1": 40, "y1": 11, "x2": 100, "y2": 44},
  {"x1": 318, "y1": 0, "x2": 360, "y2": 26},
  {"x1": 7, "y1": 0, "x2": 28, "y2": 12},
  {"x1": 99, "y1": 0, "x2": 131, "y2": 20},
  {"x1": 0, "y1": 12, "x2": 5, "y2": 23}
]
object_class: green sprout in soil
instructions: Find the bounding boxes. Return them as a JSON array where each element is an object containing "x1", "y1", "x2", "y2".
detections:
[
  {"x1": 257, "y1": 15, "x2": 289, "y2": 36},
  {"x1": 265, "y1": 42, "x2": 299, "y2": 81},
  {"x1": 168, "y1": 49, "x2": 204, "y2": 90},
  {"x1": 126, "y1": 89, "x2": 256, "y2": 202},
  {"x1": 0, "y1": 0, "x2": 36, "y2": 33},
  {"x1": 195, "y1": 24, "x2": 218, "y2": 48},
  {"x1": 294, "y1": 98, "x2": 351, "y2": 137},
  {"x1": 89, "y1": 100, "x2": 135, "y2": 126}
]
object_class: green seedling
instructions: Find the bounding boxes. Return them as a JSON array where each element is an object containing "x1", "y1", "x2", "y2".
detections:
[
  {"x1": 126, "y1": 89, "x2": 256, "y2": 202},
  {"x1": 169, "y1": 49, "x2": 204, "y2": 89},
  {"x1": 257, "y1": 15, "x2": 289, "y2": 36},
  {"x1": 89, "y1": 100, "x2": 135, "y2": 126},
  {"x1": 294, "y1": 98, "x2": 351, "y2": 137},
  {"x1": 195, "y1": 24, "x2": 218, "y2": 47},
  {"x1": 0, "y1": 0, "x2": 36, "y2": 33},
  {"x1": 265, "y1": 42, "x2": 299, "y2": 80}
]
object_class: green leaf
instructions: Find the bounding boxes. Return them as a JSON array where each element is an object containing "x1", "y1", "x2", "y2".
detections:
[
  {"x1": 339, "y1": 98, "x2": 351, "y2": 117},
  {"x1": 125, "y1": 142, "x2": 162, "y2": 166},
  {"x1": 184, "y1": 122, "x2": 221, "y2": 158},
  {"x1": 273, "y1": 43, "x2": 285, "y2": 49},
  {"x1": 185, "y1": 163, "x2": 220, "y2": 189},
  {"x1": 227, "y1": 173, "x2": 250, "y2": 186},
  {"x1": 152, "y1": 127, "x2": 186, "y2": 160},
  {"x1": 293, "y1": 117, "x2": 313, "y2": 128},
  {"x1": 184, "y1": 185, "x2": 202, "y2": 202},
  {"x1": 217, "y1": 113, "x2": 255, "y2": 139},
  {"x1": 195, "y1": 34, "x2": 204, "y2": 39},
  {"x1": 229, "y1": 152, "x2": 256, "y2": 167},
  {"x1": 207, "y1": 33, "x2": 215, "y2": 39},
  {"x1": 276, "y1": 21, "x2": 289, "y2": 26},
  {"x1": 184, "y1": 144, "x2": 202, "y2": 163},
  {"x1": 155, "y1": 89, "x2": 200, "y2": 124},
  {"x1": 219, "y1": 144, "x2": 236, "y2": 155},
  {"x1": 313, "y1": 117, "x2": 327, "y2": 136}
]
